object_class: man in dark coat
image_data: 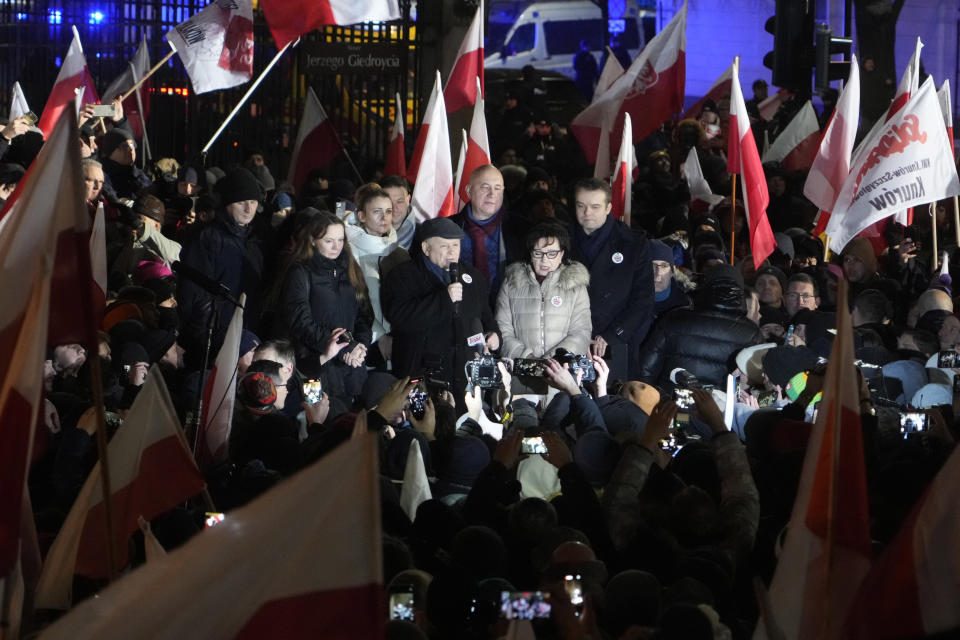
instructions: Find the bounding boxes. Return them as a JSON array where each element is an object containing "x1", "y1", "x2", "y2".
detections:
[
  {"x1": 381, "y1": 218, "x2": 499, "y2": 394},
  {"x1": 98, "y1": 127, "x2": 152, "y2": 206},
  {"x1": 568, "y1": 177, "x2": 654, "y2": 379},
  {"x1": 637, "y1": 264, "x2": 760, "y2": 389},
  {"x1": 177, "y1": 168, "x2": 265, "y2": 366}
]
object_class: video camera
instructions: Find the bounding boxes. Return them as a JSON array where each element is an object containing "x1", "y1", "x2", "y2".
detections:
[
  {"x1": 465, "y1": 354, "x2": 504, "y2": 389},
  {"x1": 512, "y1": 349, "x2": 597, "y2": 383}
]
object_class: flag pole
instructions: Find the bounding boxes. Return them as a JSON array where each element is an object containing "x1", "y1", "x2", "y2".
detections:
[
  {"x1": 729, "y1": 173, "x2": 737, "y2": 264},
  {"x1": 119, "y1": 50, "x2": 175, "y2": 102},
  {"x1": 201, "y1": 40, "x2": 295, "y2": 154},
  {"x1": 953, "y1": 195, "x2": 960, "y2": 246},
  {"x1": 88, "y1": 354, "x2": 117, "y2": 581},
  {"x1": 823, "y1": 235, "x2": 831, "y2": 262},
  {"x1": 930, "y1": 202, "x2": 938, "y2": 271}
]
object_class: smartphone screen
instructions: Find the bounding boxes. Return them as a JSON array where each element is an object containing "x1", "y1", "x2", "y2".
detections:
[
  {"x1": 521, "y1": 436, "x2": 547, "y2": 454},
  {"x1": 302, "y1": 379, "x2": 322, "y2": 404},
  {"x1": 389, "y1": 591, "x2": 415, "y2": 621},
  {"x1": 900, "y1": 412, "x2": 927, "y2": 439},
  {"x1": 564, "y1": 574, "x2": 583, "y2": 615},
  {"x1": 500, "y1": 591, "x2": 551, "y2": 619}
]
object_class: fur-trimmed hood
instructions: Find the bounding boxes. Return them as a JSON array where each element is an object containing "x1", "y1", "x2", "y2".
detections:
[{"x1": 503, "y1": 260, "x2": 590, "y2": 291}]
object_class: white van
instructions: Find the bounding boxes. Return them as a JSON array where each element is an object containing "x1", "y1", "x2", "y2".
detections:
[{"x1": 484, "y1": 0, "x2": 653, "y2": 80}]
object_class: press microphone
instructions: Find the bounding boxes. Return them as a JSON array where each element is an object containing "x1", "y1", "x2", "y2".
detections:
[
  {"x1": 171, "y1": 261, "x2": 241, "y2": 308},
  {"x1": 669, "y1": 367, "x2": 701, "y2": 389},
  {"x1": 448, "y1": 262, "x2": 461, "y2": 317}
]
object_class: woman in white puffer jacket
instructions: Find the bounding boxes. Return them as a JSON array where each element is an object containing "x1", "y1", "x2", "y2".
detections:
[{"x1": 496, "y1": 222, "x2": 593, "y2": 359}]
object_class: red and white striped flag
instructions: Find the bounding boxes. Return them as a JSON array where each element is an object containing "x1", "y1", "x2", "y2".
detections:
[
  {"x1": 410, "y1": 71, "x2": 454, "y2": 222},
  {"x1": 727, "y1": 59, "x2": 775, "y2": 269},
  {"x1": 35, "y1": 366, "x2": 205, "y2": 609},
  {"x1": 843, "y1": 442, "x2": 960, "y2": 639},
  {"x1": 196, "y1": 293, "x2": 246, "y2": 470},
  {"x1": 453, "y1": 128, "x2": 468, "y2": 213},
  {"x1": 101, "y1": 38, "x2": 152, "y2": 138},
  {"x1": 825, "y1": 78, "x2": 960, "y2": 252},
  {"x1": 38, "y1": 434, "x2": 383, "y2": 639},
  {"x1": 754, "y1": 278, "x2": 871, "y2": 640},
  {"x1": 680, "y1": 63, "x2": 731, "y2": 121},
  {"x1": 761, "y1": 100, "x2": 820, "y2": 172},
  {"x1": 166, "y1": 0, "x2": 254, "y2": 95},
  {"x1": 262, "y1": 0, "x2": 400, "y2": 49},
  {"x1": 444, "y1": 0, "x2": 484, "y2": 113},
  {"x1": 10, "y1": 81, "x2": 30, "y2": 121},
  {"x1": 610, "y1": 113, "x2": 634, "y2": 226},
  {"x1": 456, "y1": 77, "x2": 491, "y2": 206},
  {"x1": 591, "y1": 54, "x2": 625, "y2": 178},
  {"x1": 383, "y1": 92, "x2": 407, "y2": 177},
  {"x1": 593, "y1": 50, "x2": 624, "y2": 103},
  {"x1": 938, "y1": 80, "x2": 954, "y2": 156},
  {"x1": 287, "y1": 88, "x2": 343, "y2": 191},
  {"x1": 89, "y1": 202, "x2": 107, "y2": 322},
  {"x1": 36, "y1": 26, "x2": 99, "y2": 138},
  {"x1": 805, "y1": 56, "x2": 860, "y2": 239},
  {"x1": 571, "y1": 1, "x2": 686, "y2": 165}
]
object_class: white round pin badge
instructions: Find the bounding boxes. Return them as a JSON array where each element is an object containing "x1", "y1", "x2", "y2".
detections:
[
  {"x1": 612, "y1": 252, "x2": 624, "y2": 264},
  {"x1": 461, "y1": 273, "x2": 473, "y2": 284},
  {"x1": 551, "y1": 295, "x2": 563, "y2": 307}
]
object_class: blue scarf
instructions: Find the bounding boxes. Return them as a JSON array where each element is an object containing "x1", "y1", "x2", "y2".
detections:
[
  {"x1": 655, "y1": 283, "x2": 672, "y2": 302},
  {"x1": 573, "y1": 215, "x2": 614, "y2": 267},
  {"x1": 423, "y1": 255, "x2": 450, "y2": 284}
]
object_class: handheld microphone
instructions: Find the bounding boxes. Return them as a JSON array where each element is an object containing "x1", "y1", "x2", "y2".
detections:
[{"x1": 448, "y1": 262, "x2": 461, "y2": 317}]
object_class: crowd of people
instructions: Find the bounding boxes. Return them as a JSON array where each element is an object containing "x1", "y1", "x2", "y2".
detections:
[{"x1": 5, "y1": 61, "x2": 960, "y2": 639}]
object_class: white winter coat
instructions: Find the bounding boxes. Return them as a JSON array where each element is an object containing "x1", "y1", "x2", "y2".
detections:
[{"x1": 346, "y1": 220, "x2": 398, "y2": 342}]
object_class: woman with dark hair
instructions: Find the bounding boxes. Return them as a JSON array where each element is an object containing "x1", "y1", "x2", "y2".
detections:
[
  {"x1": 495, "y1": 222, "x2": 592, "y2": 359},
  {"x1": 278, "y1": 212, "x2": 372, "y2": 406}
]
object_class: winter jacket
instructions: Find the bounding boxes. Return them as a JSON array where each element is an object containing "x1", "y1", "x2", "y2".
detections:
[
  {"x1": 495, "y1": 261, "x2": 592, "y2": 358},
  {"x1": 637, "y1": 282, "x2": 760, "y2": 389},
  {"x1": 100, "y1": 157, "x2": 152, "y2": 205},
  {"x1": 345, "y1": 219, "x2": 398, "y2": 342}
]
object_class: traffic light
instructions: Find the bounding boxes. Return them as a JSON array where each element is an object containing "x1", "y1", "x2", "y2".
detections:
[
  {"x1": 763, "y1": 0, "x2": 815, "y2": 94},
  {"x1": 815, "y1": 25, "x2": 853, "y2": 93}
]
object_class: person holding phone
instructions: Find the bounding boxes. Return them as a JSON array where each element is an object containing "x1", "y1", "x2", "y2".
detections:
[{"x1": 276, "y1": 212, "x2": 372, "y2": 410}]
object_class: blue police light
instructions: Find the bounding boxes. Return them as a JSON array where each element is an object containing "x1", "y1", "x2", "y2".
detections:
[
  {"x1": 16, "y1": 12, "x2": 27, "y2": 20},
  {"x1": 89, "y1": 10, "x2": 104, "y2": 24},
  {"x1": 48, "y1": 8, "x2": 63, "y2": 23}
]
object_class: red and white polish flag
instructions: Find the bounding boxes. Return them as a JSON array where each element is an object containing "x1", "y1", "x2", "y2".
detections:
[
  {"x1": 262, "y1": 0, "x2": 400, "y2": 49},
  {"x1": 453, "y1": 128, "x2": 468, "y2": 213},
  {"x1": 10, "y1": 81, "x2": 30, "y2": 121},
  {"x1": 410, "y1": 71, "x2": 454, "y2": 222},
  {"x1": 36, "y1": 26, "x2": 99, "y2": 138},
  {"x1": 101, "y1": 38, "x2": 152, "y2": 138},
  {"x1": 757, "y1": 88, "x2": 792, "y2": 122},
  {"x1": 572, "y1": 1, "x2": 686, "y2": 165},
  {"x1": 842, "y1": 440, "x2": 960, "y2": 639},
  {"x1": 166, "y1": 0, "x2": 254, "y2": 95},
  {"x1": 287, "y1": 88, "x2": 343, "y2": 190},
  {"x1": 680, "y1": 63, "x2": 731, "y2": 121},
  {"x1": 754, "y1": 278, "x2": 871, "y2": 640},
  {"x1": 683, "y1": 146, "x2": 724, "y2": 213},
  {"x1": 805, "y1": 55, "x2": 860, "y2": 238},
  {"x1": 610, "y1": 113, "x2": 634, "y2": 227},
  {"x1": 444, "y1": 0, "x2": 484, "y2": 114},
  {"x1": 89, "y1": 202, "x2": 108, "y2": 323},
  {"x1": 383, "y1": 92, "x2": 407, "y2": 178},
  {"x1": 825, "y1": 78, "x2": 960, "y2": 252},
  {"x1": 38, "y1": 434, "x2": 384, "y2": 640},
  {"x1": 761, "y1": 100, "x2": 820, "y2": 172},
  {"x1": 593, "y1": 50, "x2": 624, "y2": 103},
  {"x1": 938, "y1": 80, "x2": 954, "y2": 155},
  {"x1": 34, "y1": 366, "x2": 206, "y2": 610},
  {"x1": 197, "y1": 292, "x2": 246, "y2": 470},
  {"x1": 727, "y1": 59, "x2": 775, "y2": 269},
  {"x1": 456, "y1": 77, "x2": 492, "y2": 206}
]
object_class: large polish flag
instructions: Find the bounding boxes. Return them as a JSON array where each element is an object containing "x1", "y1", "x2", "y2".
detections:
[
  {"x1": 727, "y1": 59, "x2": 775, "y2": 269},
  {"x1": 444, "y1": 0, "x2": 484, "y2": 114},
  {"x1": 805, "y1": 56, "x2": 860, "y2": 238},
  {"x1": 610, "y1": 113, "x2": 634, "y2": 226},
  {"x1": 938, "y1": 80, "x2": 954, "y2": 155},
  {"x1": 36, "y1": 26, "x2": 99, "y2": 138},
  {"x1": 38, "y1": 434, "x2": 384, "y2": 640},
  {"x1": 680, "y1": 64, "x2": 731, "y2": 121},
  {"x1": 410, "y1": 72, "x2": 454, "y2": 222},
  {"x1": 101, "y1": 38, "x2": 152, "y2": 138},
  {"x1": 287, "y1": 88, "x2": 343, "y2": 190},
  {"x1": 456, "y1": 77, "x2": 492, "y2": 206},
  {"x1": 383, "y1": 92, "x2": 407, "y2": 177},
  {"x1": 761, "y1": 100, "x2": 820, "y2": 172},
  {"x1": 262, "y1": 0, "x2": 400, "y2": 49},
  {"x1": 753, "y1": 278, "x2": 871, "y2": 640},
  {"x1": 571, "y1": 1, "x2": 686, "y2": 165},
  {"x1": 196, "y1": 293, "x2": 246, "y2": 470},
  {"x1": 842, "y1": 443, "x2": 960, "y2": 639},
  {"x1": 824, "y1": 78, "x2": 960, "y2": 252},
  {"x1": 10, "y1": 81, "x2": 30, "y2": 120},
  {"x1": 166, "y1": 0, "x2": 254, "y2": 95},
  {"x1": 34, "y1": 367, "x2": 206, "y2": 610}
]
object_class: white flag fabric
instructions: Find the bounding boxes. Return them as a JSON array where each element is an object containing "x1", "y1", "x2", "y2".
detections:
[
  {"x1": 683, "y1": 147, "x2": 724, "y2": 208},
  {"x1": 453, "y1": 128, "x2": 468, "y2": 213},
  {"x1": 593, "y1": 50, "x2": 624, "y2": 103},
  {"x1": 825, "y1": 78, "x2": 960, "y2": 252},
  {"x1": 611, "y1": 113, "x2": 634, "y2": 226},
  {"x1": 38, "y1": 434, "x2": 383, "y2": 640},
  {"x1": 938, "y1": 80, "x2": 954, "y2": 152},
  {"x1": 166, "y1": 0, "x2": 254, "y2": 94},
  {"x1": 400, "y1": 439, "x2": 431, "y2": 521},
  {"x1": 410, "y1": 71, "x2": 454, "y2": 222},
  {"x1": 89, "y1": 202, "x2": 107, "y2": 304},
  {"x1": 10, "y1": 81, "x2": 30, "y2": 120},
  {"x1": 761, "y1": 100, "x2": 820, "y2": 171}
]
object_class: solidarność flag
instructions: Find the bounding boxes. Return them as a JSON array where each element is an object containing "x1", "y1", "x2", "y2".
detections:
[{"x1": 166, "y1": 0, "x2": 254, "y2": 95}]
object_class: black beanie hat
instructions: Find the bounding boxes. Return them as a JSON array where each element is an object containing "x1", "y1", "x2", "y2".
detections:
[
  {"x1": 215, "y1": 168, "x2": 262, "y2": 206},
  {"x1": 762, "y1": 345, "x2": 818, "y2": 388},
  {"x1": 99, "y1": 128, "x2": 134, "y2": 158}
]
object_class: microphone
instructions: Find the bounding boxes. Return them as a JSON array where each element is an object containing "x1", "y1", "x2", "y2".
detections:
[
  {"x1": 171, "y1": 261, "x2": 241, "y2": 308},
  {"x1": 669, "y1": 367, "x2": 701, "y2": 389},
  {"x1": 448, "y1": 262, "x2": 461, "y2": 317}
]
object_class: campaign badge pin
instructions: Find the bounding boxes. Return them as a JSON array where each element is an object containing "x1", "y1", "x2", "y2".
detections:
[
  {"x1": 467, "y1": 332, "x2": 484, "y2": 347},
  {"x1": 612, "y1": 252, "x2": 624, "y2": 264},
  {"x1": 461, "y1": 273, "x2": 473, "y2": 284},
  {"x1": 551, "y1": 295, "x2": 563, "y2": 307}
]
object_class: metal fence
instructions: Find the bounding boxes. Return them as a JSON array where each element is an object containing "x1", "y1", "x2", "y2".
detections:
[{"x1": 0, "y1": 0, "x2": 421, "y2": 180}]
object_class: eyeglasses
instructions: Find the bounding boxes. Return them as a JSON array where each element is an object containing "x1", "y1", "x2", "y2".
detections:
[
  {"x1": 653, "y1": 262, "x2": 672, "y2": 272},
  {"x1": 784, "y1": 292, "x2": 816, "y2": 302},
  {"x1": 532, "y1": 250, "x2": 562, "y2": 260}
]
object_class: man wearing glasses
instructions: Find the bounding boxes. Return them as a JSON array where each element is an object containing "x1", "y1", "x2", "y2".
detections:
[{"x1": 782, "y1": 273, "x2": 821, "y2": 318}]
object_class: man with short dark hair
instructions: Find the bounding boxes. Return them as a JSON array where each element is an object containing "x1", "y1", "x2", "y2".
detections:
[
  {"x1": 569, "y1": 177, "x2": 654, "y2": 378},
  {"x1": 381, "y1": 174, "x2": 415, "y2": 249},
  {"x1": 783, "y1": 273, "x2": 820, "y2": 318}
]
